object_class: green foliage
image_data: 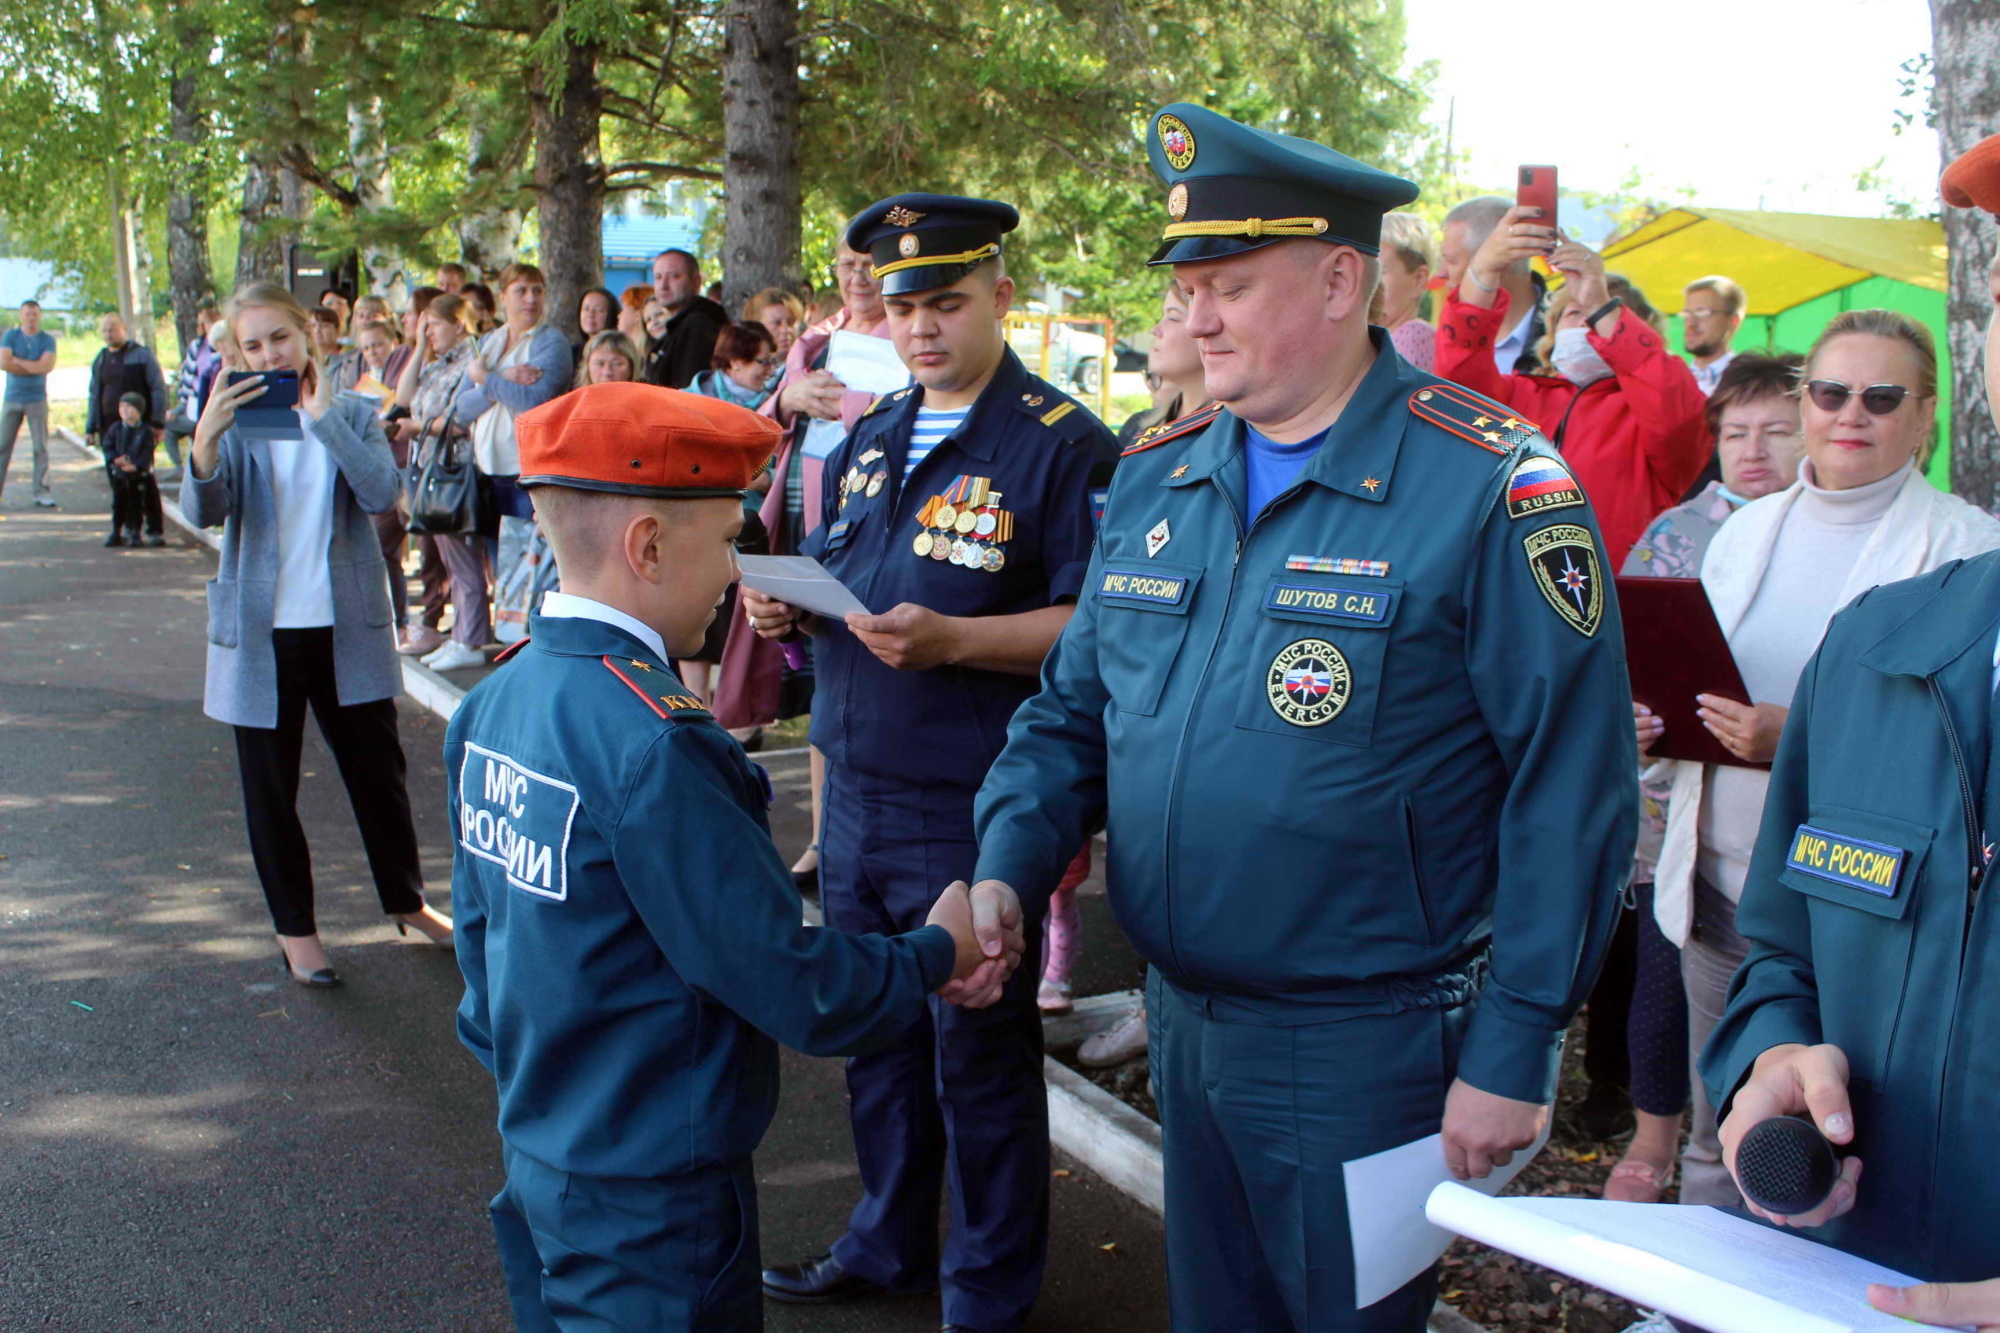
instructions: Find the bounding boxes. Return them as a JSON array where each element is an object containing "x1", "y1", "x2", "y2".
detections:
[{"x1": 1, "y1": 0, "x2": 1439, "y2": 340}]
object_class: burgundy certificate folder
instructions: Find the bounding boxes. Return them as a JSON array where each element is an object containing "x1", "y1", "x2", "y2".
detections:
[{"x1": 1615, "y1": 575, "x2": 1770, "y2": 771}]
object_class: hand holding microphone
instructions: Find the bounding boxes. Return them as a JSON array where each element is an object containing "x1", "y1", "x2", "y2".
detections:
[{"x1": 1718, "y1": 1042, "x2": 1863, "y2": 1228}]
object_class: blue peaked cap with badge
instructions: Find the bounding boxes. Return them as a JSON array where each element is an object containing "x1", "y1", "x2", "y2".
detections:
[
  {"x1": 845, "y1": 193, "x2": 1021, "y2": 296},
  {"x1": 1145, "y1": 103, "x2": 1420, "y2": 266}
]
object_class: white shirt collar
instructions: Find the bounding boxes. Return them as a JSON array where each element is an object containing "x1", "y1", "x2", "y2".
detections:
[{"x1": 539, "y1": 591, "x2": 670, "y2": 663}]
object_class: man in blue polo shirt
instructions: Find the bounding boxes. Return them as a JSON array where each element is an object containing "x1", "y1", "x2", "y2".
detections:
[{"x1": 1, "y1": 299, "x2": 58, "y2": 506}]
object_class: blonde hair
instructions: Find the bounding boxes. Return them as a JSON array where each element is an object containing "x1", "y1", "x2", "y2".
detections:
[
  {"x1": 1379, "y1": 212, "x2": 1439, "y2": 274},
  {"x1": 225, "y1": 281, "x2": 313, "y2": 335},
  {"x1": 573, "y1": 330, "x2": 644, "y2": 389},
  {"x1": 1806, "y1": 308, "x2": 1940, "y2": 465},
  {"x1": 742, "y1": 287, "x2": 804, "y2": 324},
  {"x1": 1805, "y1": 308, "x2": 1938, "y2": 401},
  {"x1": 1685, "y1": 275, "x2": 1747, "y2": 318}
]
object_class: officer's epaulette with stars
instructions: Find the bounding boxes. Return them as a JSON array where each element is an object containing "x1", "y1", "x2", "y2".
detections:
[
  {"x1": 1407, "y1": 383, "x2": 1547, "y2": 455},
  {"x1": 599, "y1": 656, "x2": 712, "y2": 723},
  {"x1": 1010, "y1": 385, "x2": 1099, "y2": 445},
  {"x1": 1120, "y1": 399, "x2": 1224, "y2": 458}
]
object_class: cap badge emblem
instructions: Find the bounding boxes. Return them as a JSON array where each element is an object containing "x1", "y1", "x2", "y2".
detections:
[
  {"x1": 897, "y1": 232, "x2": 920, "y2": 259},
  {"x1": 1158, "y1": 113, "x2": 1197, "y2": 171},
  {"x1": 884, "y1": 206, "x2": 926, "y2": 228},
  {"x1": 1167, "y1": 183, "x2": 1189, "y2": 221}
]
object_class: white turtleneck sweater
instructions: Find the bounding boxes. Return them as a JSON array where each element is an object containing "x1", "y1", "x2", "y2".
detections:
[{"x1": 1697, "y1": 460, "x2": 1913, "y2": 902}]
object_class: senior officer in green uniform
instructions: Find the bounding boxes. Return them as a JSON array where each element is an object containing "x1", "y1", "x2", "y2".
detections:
[
  {"x1": 968, "y1": 105, "x2": 1638, "y2": 1332},
  {"x1": 1700, "y1": 144, "x2": 2000, "y2": 1328},
  {"x1": 447, "y1": 383, "x2": 1013, "y2": 1331}
]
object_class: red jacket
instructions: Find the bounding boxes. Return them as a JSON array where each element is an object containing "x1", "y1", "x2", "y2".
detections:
[{"x1": 1436, "y1": 288, "x2": 1711, "y2": 563}]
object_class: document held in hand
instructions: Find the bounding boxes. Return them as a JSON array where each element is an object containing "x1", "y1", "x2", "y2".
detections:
[
  {"x1": 1424, "y1": 1183, "x2": 1973, "y2": 1333},
  {"x1": 736, "y1": 555, "x2": 869, "y2": 622}
]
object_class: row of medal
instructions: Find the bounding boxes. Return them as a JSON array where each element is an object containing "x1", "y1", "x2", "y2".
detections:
[
  {"x1": 839, "y1": 448, "x2": 889, "y2": 504},
  {"x1": 912, "y1": 474, "x2": 1013, "y2": 572}
]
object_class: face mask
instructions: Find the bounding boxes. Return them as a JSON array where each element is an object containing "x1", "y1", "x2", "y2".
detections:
[{"x1": 1551, "y1": 327, "x2": 1613, "y2": 387}]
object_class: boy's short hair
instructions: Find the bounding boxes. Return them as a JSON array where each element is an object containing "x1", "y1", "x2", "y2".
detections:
[
  {"x1": 531, "y1": 486, "x2": 705, "y2": 581},
  {"x1": 119, "y1": 391, "x2": 147, "y2": 412}
]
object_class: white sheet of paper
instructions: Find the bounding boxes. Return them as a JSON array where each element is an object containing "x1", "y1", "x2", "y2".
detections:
[
  {"x1": 1424, "y1": 1185, "x2": 1970, "y2": 1333},
  {"x1": 1344, "y1": 1124, "x2": 1550, "y2": 1309},
  {"x1": 737, "y1": 555, "x2": 869, "y2": 621},
  {"x1": 826, "y1": 330, "x2": 913, "y2": 396},
  {"x1": 800, "y1": 415, "x2": 847, "y2": 461}
]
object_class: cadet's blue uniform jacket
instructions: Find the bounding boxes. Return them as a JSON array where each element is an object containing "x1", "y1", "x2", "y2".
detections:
[
  {"x1": 800, "y1": 347, "x2": 1109, "y2": 788},
  {"x1": 448, "y1": 613, "x2": 956, "y2": 1179},
  {"x1": 1704, "y1": 551, "x2": 2000, "y2": 1281},
  {"x1": 974, "y1": 332, "x2": 1638, "y2": 1104}
]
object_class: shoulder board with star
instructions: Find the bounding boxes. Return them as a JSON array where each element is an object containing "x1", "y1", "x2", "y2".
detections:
[
  {"x1": 1121, "y1": 399, "x2": 1224, "y2": 458},
  {"x1": 1408, "y1": 383, "x2": 1548, "y2": 455},
  {"x1": 600, "y1": 656, "x2": 712, "y2": 723}
]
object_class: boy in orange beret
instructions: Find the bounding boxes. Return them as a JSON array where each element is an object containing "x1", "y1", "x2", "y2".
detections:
[{"x1": 445, "y1": 381, "x2": 1022, "y2": 1331}]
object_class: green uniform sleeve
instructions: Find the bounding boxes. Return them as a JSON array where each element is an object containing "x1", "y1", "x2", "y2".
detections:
[
  {"x1": 1458, "y1": 485, "x2": 1639, "y2": 1103},
  {"x1": 1699, "y1": 651, "x2": 1827, "y2": 1114},
  {"x1": 974, "y1": 539, "x2": 1114, "y2": 911},
  {"x1": 612, "y1": 726, "x2": 956, "y2": 1056}
]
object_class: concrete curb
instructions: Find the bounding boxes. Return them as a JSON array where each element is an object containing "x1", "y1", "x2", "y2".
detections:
[{"x1": 83, "y1": 420, "x2": 1482, "y2": 1331}]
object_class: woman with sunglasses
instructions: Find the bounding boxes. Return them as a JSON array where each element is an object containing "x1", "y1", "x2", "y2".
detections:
[
  {"x1": 1649, "y1": 307, "x2": 2000, "y2": 1217},
  {"x1": 1697, "y1": 154, "x2": 2000, "y2": 1318}
]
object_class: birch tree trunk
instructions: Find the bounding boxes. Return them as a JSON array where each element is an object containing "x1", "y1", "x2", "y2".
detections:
[
  {"x1": 348, "y1": 94, "x2": 404, "y2": 300},
  {"x1": 1935, "y1": 0, "x2": 2000, "y2": 507},
  {"x1": 530, "y1": 36, "x2": 605, "y2": 342},
  {"x1": 456, "y1": 107, "x2": 527, "y2": 278},
  {"x1": 720, "y1": 0, "x2": 802, "y2": 311},
  {"x1": 236, "y1": 160, "x2": 289, "y2": 288},
  {"x1": 167, "y1": 39, "x2": 216, "y2": 358}
]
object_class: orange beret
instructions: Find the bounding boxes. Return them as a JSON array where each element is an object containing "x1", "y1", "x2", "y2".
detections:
[
  {"x1": 1941, "y1": 133, "x2": 2000, "y2": 218},
  {"x1": 516, "y1": 381, "x2": 782, "y2": 498}
]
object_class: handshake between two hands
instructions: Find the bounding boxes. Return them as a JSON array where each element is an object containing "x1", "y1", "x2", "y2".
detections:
[{"x1": 923, "y1": 879, "x2": 1026, "y2": 1008}]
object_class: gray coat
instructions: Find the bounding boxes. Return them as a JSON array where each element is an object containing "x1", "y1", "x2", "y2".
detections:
[{"x1": 181, "y1": 394, "x2": 403, "y2": 728}]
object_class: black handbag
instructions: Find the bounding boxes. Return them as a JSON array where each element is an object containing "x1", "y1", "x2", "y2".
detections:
[{"x1": 405, "y1": 373, "x2": 479, "y2": 536}]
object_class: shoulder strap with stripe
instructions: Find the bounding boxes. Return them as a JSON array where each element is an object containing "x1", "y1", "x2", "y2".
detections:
[
  {"x1": 601, "y1": 656, "x2": 712, "y2": 722},
  {"x1": 1407, "y1": 384, "x2": 1546, "y2": 455},
  {"x1": 1120, "y1": 399, "x2": 1224, "y2": 458}
]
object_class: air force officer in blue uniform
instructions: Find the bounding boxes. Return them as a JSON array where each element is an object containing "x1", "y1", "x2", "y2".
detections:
[{"x1": 969, "y1": 106, "x2": 1639, "y2": 1331}]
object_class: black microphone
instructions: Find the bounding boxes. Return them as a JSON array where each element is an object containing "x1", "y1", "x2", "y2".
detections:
[{"x1": 1735, "y1": 1115, "x2": 1841, "y2": 1216}]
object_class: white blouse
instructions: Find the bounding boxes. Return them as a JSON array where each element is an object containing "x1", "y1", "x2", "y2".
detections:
[{"x1": 268, "y1": 409, "x2": 336, "y2": 628}]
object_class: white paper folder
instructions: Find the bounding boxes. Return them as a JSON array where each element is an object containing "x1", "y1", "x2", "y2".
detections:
[{"x1": 1424, "y1": 1183, "x2": 1970, "y2": 1333}]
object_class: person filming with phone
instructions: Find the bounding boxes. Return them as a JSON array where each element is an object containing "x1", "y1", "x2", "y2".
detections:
[
  {"x1": 184, "y1": 282, "x2": 452, "y2": 988},
  {"x1": 1436, "y1": 188, "x2": 1710, "y2": 564}
]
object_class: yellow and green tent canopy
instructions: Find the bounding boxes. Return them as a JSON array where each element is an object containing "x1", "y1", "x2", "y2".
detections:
[{"x1": 1599, "y1": 207, "x2": 1952, "y2": 485}]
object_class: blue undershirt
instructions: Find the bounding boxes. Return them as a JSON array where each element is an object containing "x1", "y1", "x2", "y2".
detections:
[{"x1": 1243, "y1": 425, "x2": 1329, "y2": 521}]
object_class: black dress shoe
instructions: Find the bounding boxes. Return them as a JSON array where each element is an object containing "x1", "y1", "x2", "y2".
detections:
[
  {"x1": 145, "y1": 533, "x2": 165, "y2": 547},
  {"x1": 104, "y1": 532, "x2": 126, "y2": 548},
  {"x1": 762, "y1": 1252, "x2": 891, "y2": 1305}
]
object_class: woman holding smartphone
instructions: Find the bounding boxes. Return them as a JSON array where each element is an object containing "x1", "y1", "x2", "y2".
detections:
[{"x1": 184, "y1": 282, "x2": 451, "y2": 987}]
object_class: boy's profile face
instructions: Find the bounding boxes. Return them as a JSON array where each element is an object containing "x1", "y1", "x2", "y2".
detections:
[
  {"x1": 117, "y1": 402, "x2": 141, "y2": 425},
  {"x1": 650, "y1": 499, "x2": 744, "y2": 658}
]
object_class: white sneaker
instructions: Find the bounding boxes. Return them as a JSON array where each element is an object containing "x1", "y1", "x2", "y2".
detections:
[
  {"x1": 1618, "y1": 1315, "x2": 1678, "y2": 1333},
  {"x1": 422, "y1": 639, "x2": 487, "y2": 672},
  {"x1": 1078, "y1": 1006, "x2": 1148, "y2": 1068}
]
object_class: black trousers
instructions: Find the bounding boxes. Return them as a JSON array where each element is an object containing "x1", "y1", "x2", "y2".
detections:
[
  {"x1": 232, "y1": 628, "x2": 425, "y2": 937},
  {"x1": 108, "y1": 471, "x2": 147, "y2": 533}
]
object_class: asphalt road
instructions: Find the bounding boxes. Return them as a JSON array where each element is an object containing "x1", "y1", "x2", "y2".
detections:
[{"x1": 0, "y1": 448, "x2": 1168, "y2": 1331}]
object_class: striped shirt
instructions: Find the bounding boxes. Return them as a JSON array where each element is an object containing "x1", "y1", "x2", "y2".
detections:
[{"x1": 908, "y1": 406, "x2": 969, "y2": 478}]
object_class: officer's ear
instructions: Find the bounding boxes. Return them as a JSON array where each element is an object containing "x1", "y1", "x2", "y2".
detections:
[
  {"x1": 1318, "y1": 245, "x2": 1371, "y2": 326},
  {"x1": 990, "y1": 273, "x2": 1015, "y2": 320}
]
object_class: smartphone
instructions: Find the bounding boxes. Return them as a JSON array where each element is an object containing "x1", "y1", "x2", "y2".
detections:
[
  {"x1": 1516, "y1": 165, "x2": 1558, "y2": 226},
  {"x1": 227, "y1": 368, "x2": 300, "y2": 410}
]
